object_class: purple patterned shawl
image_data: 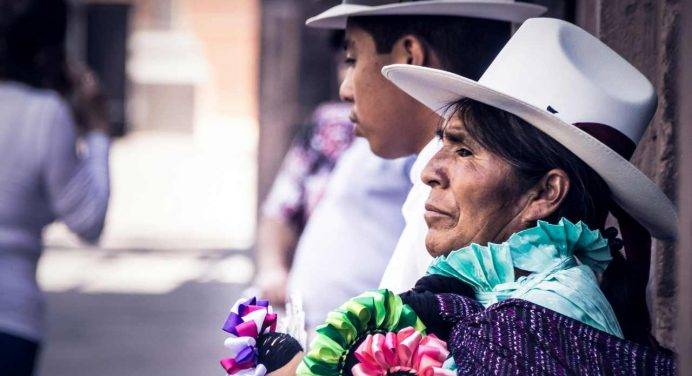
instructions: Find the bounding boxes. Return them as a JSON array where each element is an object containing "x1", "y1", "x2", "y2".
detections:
[{"x1": 436, "y1": 294, "x2": 675, "y2": 375}]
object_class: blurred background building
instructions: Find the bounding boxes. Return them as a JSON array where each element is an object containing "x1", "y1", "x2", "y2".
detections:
[
  {"x1": 32, "y1": 0, "x2": 689, "y2": 375},
  {"x1": 40, "y1": 0, "x2": 260, "y2": 374}
]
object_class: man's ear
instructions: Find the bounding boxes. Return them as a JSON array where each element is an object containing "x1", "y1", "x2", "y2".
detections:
[
  {"x1": 519, "y1": 169, "x2": 570, "y2": 224},
  {"x1": 391, "y1": 34, "x2": 427, "y2": 66}
]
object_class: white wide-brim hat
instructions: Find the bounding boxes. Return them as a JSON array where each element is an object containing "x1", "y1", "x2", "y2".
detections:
[
  {"x1": 306, "y1": 0, "x2": 547, "y2": 29},
  {"x1": 382, "y1": 18, "x2": 677, "y2": 240}
]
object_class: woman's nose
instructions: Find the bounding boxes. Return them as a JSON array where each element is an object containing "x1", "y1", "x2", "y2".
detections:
[{"x1": 421, "y1": 151, "x2": 448, "y2": 189}]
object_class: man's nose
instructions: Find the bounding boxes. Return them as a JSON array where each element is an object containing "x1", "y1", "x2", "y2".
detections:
[{"x1": 339, "y1": 72, "x2": 354, "y2": 102}]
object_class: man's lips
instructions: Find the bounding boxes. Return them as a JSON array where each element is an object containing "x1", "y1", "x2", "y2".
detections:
[
  {"x1": 348, "y1": 112, "x2": 358, "y2": 124},
  {"x1": 350, "y1": 113, "x2": 364, "y2": 136}
]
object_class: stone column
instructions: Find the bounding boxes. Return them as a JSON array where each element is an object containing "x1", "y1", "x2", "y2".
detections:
[
  {"x1": 676, "y1": 0, "x2": 691, "y2": 371},
  {"x1": 257, "y1": 0, "x2": 302, "y2": 205},
  {"x1": 257, "y1": 0, "x2": 340, "y2": 205},
  {"x1": 575, "y1": 0, "x2": 681, "y2": 349}
]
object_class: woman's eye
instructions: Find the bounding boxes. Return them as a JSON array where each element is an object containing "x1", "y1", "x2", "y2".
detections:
[
  {"x1": 456, "y1": 148, "x2": 473, "y2": 157},
  {"x1": 344, "y1": 57, "x2": 356, "y2": 66}
]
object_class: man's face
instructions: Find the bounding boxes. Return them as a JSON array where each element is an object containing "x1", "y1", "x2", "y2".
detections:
[{"x1": 340, "y1": 26, "x2": 438, "y2": 159}]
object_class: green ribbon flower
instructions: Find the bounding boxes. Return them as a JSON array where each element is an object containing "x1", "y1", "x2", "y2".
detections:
[{"x1": 297, "y1": 289, "x2": 426, "y2": 375}]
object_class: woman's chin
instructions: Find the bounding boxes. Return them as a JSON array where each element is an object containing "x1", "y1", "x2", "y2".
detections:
[{"x1": 425, "y1": 235, "x2": 453, "y2": 258}]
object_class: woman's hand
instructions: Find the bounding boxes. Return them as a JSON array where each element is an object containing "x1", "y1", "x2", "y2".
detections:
[
  {"x1": 66, "y1": 62, "x2": 110, "y2": 134},
  {"x1": 267, "y1": 352, "x2": 303, "y2": 376}
]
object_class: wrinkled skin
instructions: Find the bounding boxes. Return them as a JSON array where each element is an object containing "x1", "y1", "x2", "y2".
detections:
[{"x1": 422, "y1": 117, "x2": 530, "y2": 257}]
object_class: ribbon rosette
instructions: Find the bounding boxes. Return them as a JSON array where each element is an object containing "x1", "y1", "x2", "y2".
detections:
[
  {"x1": 297, "y1": 289, "x2": 427, "y2": 375},
  {"x1": 220, "y1": 297, "x2": 278, "y2": 375},
  {"x1": 352, "y1": 327, "x2": 454, "y2": 376}
]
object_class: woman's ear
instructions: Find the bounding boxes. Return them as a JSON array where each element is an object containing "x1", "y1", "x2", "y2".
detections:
[
  {"x1": 391, "y1": 34, "x2": 427, "y2": 66},
  {"x1": 519, "y1": 169, "x2": 570, "y2": 223}
]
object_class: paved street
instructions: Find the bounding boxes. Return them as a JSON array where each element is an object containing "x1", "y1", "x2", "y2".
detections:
[{"x1": 37, "y1": 247, "x2": 250, "y2": 376}]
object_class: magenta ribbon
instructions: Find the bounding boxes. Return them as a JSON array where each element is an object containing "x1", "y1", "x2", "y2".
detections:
[
  {"x1": 220, "y1": 297, "x2": 277, "y2": 375},
  {"x1": 222, "y1": 297, "x2": 276, "y2": 336}
]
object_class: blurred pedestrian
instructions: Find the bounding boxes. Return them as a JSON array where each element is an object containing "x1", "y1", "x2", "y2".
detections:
[
  {"x1": 254, "y1": 32, "x2": 354, "y2": 305},
  {"x1": 255, "y1": 102, "x2": 354, "y2": 304},
  {"x1": 0, "y1": 1, "x2": 111, "y2": 374}
]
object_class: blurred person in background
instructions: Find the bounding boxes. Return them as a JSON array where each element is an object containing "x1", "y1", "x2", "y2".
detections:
[
  {"x1": 254, "y1": 31, "x2": 355, "y2": 304},
  {"x1": 0, "y1": 0, "x2": 111, "y2": 374}
]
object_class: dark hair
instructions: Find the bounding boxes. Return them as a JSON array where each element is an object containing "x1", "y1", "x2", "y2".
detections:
[
  {"x1": 0, "y1": 0, "x2": 69, "y2": 92},
  {"x1": 449, "y1": 98, "x2": 652, "y2": 345},
  {"x1": 347, "y1": 15, "x2": 510, "y2": 79}
]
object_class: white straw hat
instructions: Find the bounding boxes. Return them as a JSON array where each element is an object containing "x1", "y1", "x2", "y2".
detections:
[
  {"x1": 382, "y1": 18, "x2": 677, "y2": 240},
  {"x1": 306, "y1": 0, "x2": 547, "y2": 29}
]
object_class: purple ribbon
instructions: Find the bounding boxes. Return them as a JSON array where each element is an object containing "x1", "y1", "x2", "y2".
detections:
[{"x1": 220, "y1": 297, "x2": 277, "y2": 374}]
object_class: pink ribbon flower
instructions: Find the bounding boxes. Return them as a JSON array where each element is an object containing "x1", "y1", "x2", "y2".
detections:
[{"x1": 351, "y1": 327, "x2": 455, "y2": 376}]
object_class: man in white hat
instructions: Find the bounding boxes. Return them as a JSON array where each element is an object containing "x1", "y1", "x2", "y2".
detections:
[{"x1": 283, "y1": 0, "x2": 546, "y2": 330}]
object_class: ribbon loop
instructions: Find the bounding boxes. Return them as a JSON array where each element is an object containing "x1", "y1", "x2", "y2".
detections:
[{"x1": 220, "y1": 297, "x2": 277, "y2": 375}]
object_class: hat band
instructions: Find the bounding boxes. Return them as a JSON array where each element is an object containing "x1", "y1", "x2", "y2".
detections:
[
  {"x1": 343, "y1": 0, "x2": 414, "y2": 5},
  {"x1": 573, "y1": 122, "x2": 636, "y2": 160}
]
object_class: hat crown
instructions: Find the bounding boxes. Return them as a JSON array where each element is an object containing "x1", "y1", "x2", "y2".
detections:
[
  {"x1": 342, "y1": 0, "x2": 514, "y2": 5},
  {"x1": 478, "y1": 18, "x2": 656, "y2": 143}
]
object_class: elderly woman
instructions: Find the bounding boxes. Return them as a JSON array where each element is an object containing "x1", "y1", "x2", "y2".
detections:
[{"x1": 219, "y1": 19, "x2": 676, "y2": 376}]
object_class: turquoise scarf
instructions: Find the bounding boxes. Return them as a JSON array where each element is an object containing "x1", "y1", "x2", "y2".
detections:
[{"x1": 427, "y1": 218, "x2": 623, "y2": 338}]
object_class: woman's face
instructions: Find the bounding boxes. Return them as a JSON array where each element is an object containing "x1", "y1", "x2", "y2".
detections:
[{"x1": 421, "y1": 116, "x2": 526, "y2": 257}]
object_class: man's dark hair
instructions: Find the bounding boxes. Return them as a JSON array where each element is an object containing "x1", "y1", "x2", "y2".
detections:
[{"x1": 348, "y1": 15, "x2": 511, "y2": 80}]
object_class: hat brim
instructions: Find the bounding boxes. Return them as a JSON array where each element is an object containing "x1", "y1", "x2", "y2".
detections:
[
  {"x1": 382, "y1": 64, "x2": 677, "y2": 240},
  {"x1": 306, "y1": 1, "x2": 547, "y2": 29}
]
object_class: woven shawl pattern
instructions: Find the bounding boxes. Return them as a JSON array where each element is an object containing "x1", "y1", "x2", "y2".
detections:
[{"x1": 436, "y1": 295, "x2": 675, "y2": 375}]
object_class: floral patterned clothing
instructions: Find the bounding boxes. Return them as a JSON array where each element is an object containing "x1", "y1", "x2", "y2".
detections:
[{"x1": 261, "y1": 102, "x2": 354, "y2": 232}]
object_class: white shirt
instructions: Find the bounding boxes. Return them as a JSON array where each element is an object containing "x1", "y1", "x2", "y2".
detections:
[
  {"x1": 378, "y1": 138, "x2": 441, "y2": 293},
  {"x1": 288, "y1": 138, "x2": 413, "y2": 329},
  {"x1": 0, "y1": 82, "x2": 110, "y2": 340}
]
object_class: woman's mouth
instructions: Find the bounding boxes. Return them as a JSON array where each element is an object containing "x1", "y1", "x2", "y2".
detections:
[{"x1": 424, "y1": 202, "x2": 453, "y2": 226}]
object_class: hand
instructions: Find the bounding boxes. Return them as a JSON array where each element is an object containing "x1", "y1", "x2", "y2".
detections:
[
  {"x1": 254, "y1": 268, "x2": 290, "y2": 306},
  {"x1": 267, "y1": 352, "x2": 303, "y2": 376},
  {"x1": 65, "y1": 62, "x2": 110, "y2": 134}
]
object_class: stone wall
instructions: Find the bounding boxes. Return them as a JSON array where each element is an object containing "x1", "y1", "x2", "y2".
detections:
[
  {"x1": 576, "y1": 0, "x2": 681, "y2": 349},
  {"x1": 676, "y1": 0, "x2": 691, "y2": 371}
]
